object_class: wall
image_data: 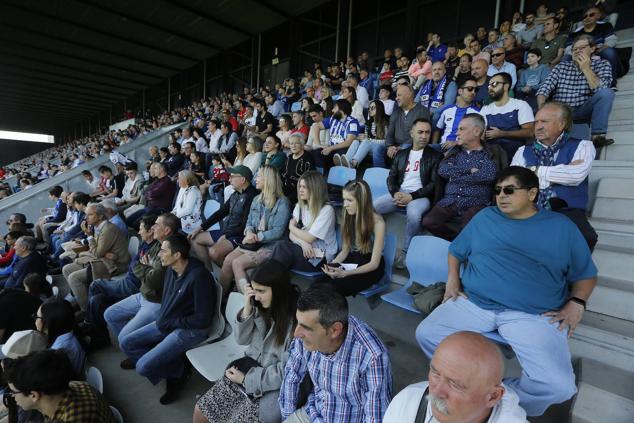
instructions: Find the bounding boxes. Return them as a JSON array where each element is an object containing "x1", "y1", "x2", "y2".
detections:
[{"x1": 0, "y1": 140, "x2": 56, "y2": 167}]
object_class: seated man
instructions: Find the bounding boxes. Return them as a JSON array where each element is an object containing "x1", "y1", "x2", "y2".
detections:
[
  {"x1": 119, "y1": 234, "x2": 217, "y2": 404},
  {"x1": 512, "y1": 102, "x2": 598, "y2": 250},
  {"x1": 62, "y1": 204, "x2": 130, "y2": 314},
  {"x1": 165, "y1": 142, "x2": 185, "y2": 177},
  {"x1": 384, "y1": 332, "x2": 527, "y2": 422},
  {"x1": 35, "y1": 186, "x2": 66, "y2": 245},
  {"x1": 417, "y1": 166, "x2": 598, "y2": 417},
  {"x1": 374, "y1": 119, "x2": 442, "y2": 268},
  {"x1": 0, "y1": 273, "x2": 44, "y2": 343},
  {"x1": 423, "y1": 113, "x2": 506, "y2": 241},
  {"x1": 480, "y1": 72, "x2": 535, "y2": 159},
  {"x1": 415, "y1": 61, "x2": 458, "y2": 125},
  {"x1": 279, "y1": 284, "x2": 392, "y2": 423},
  {"x1": 1, "y1": 236, "x2": 47, "y2": 290},
  {"x1": 3, "y1": 349, "x2": 117, "y2": 422},
  {"x1": 486, "y1": 48, "x2": 517, "y2": 88},
  {"x1": 433, "y1": 77, "x2": 480, "y2": 150},
  {"x1": 126, "y1": 162, "x2": 177, "y2": 229},
  {"x1": 537, "y1": 34, "x2": 615, "y2": 149},
  {"x1": 308, "y1": 99, "x2": 359, "y2": 172},
  {"x1": 49, "y1": 192, "x2": 90, "y2": 266},
  {"x1": 386, "y1": 85, "x2": 431, "y2": 160},
  {"x1": 471, "y1": 59, "x2": 491, "y2": 108}
]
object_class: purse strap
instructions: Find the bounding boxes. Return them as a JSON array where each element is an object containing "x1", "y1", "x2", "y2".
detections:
[{"x1": 414, "y1": 387, "x2": 430, "y2": 423}]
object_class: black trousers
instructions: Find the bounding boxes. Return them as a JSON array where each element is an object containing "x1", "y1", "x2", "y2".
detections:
[{"x1": 556, "y1": 208, "x2": 598, "y2": 252}]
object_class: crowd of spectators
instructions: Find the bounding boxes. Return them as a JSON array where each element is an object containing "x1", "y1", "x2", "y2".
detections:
[{"x1": 0, "y1": 2, "x2": 625, "y2": 422}]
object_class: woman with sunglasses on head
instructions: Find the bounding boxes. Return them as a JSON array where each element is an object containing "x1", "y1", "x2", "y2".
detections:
[
  {"x1": 193, "y1": 260, "x2": 299, "y2": 423},
  {"x1": 321, "y1": 180, "x2": 385, "y2": 297},
  {"x1": 340, "y1": 99, "x2": 389, "y2": 168}
]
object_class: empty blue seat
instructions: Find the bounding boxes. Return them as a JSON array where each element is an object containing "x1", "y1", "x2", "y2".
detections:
[
  {"x1": 327, "y1": 166, "x2": 356, "y2": 188},
  {"x1": 381, "y1": 236, "x2": 450, "y2": 314},
  {"x1": 363, "y1": 167, "x2": 390, "y2": 201},
  {"x1": 358, "y1": 232, "x2": 396, "y2": 297},
  {"x1": 203, "y1": 200, "x2": 221, "y2": 230}
]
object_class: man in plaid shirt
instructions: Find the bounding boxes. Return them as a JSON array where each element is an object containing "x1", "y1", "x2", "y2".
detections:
[
  {"x1": 536, "y1": 34, "x2": 615, "y2": 149},
  {"x1": 279, "y1": 284, "x2": 392, "y2": 422}
]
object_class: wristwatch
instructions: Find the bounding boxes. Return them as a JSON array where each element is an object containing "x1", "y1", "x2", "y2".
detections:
[{"x1": 568, "y1": 297, "x2": 586, "y2": 310}]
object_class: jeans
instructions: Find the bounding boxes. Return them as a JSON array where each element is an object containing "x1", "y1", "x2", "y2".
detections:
[
  {"x1": 104, "y1": 293, "x2": 161, "y2": 345},
  {"x1": 87, "y1": 276, "x2": 140, "y2": 331},
  {"x1": 416, "y1": 296, "x2": 576, "y2": 416},
  {"x1": 119, "y1": 321, "x2": 208, "y2": 384},
  {"x1": 373, "y1": 194, "x2": 430, "y2": 251},
  {"x1": 345, "y1": 140, "x2": 386, "y2": 168},
  {"x1": 572, "y1": 87, "x2": 615, "y2": 135}
]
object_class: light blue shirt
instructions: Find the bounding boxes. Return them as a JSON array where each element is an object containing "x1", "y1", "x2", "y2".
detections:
[
  {"x1": 51, "y1": 332, "x2": 86, "y2": 376},
  {"x1": 487, "y1": 61, "x2": 518, "y2": 88}
]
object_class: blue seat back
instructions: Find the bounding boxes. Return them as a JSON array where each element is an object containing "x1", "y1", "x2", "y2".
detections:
[
  {"x1": 406, "y1": 236, "x2": 451, "y2": 287},
  {"x1": 327, "y1": 166, "x2": 356, "y2": 187},
  {"x1": 363, "y1": 167, "x2": 390, "y2": 201},
  {"x1": 383, "y1": 232, "x2": 396, "y2": 282},
  {"x1": 203, "y1": 200, "x2": 221, "y2": 230},
  {"x1": 290, "y1": 102, "x2": 302, "y2": 112}
]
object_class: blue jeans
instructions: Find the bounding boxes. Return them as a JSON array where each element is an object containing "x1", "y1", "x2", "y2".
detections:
[
  {"x1": 373, "y1": 194, "x2": 430, "y2": 251},
  {"x1": 87, "y1": 276, "x2": 140, "y2": 330},
  {"x1": 119, "y1": 321, "x2": 208, "y2": 384},
  {"x1": 416, "y1": 296, "x2": 576, "y2": 416},
  {"x1": 345, "y1": 140, "x2": 386, "y2": 168},
  {"x1": 104, "y1": 293, "x2": 161, "y2": 345},
  {"x1": 571, "y1": 87, "x2": 615, "y2": 135}
]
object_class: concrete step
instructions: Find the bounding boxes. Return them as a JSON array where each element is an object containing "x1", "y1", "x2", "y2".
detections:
[
  {"x1": 592, "y1": 178, "x2": 634, "y2": 220},
  {"x1": 571, "y1": 383, "x2": 634, "y2": 423},
  {"x1": 605, "y1": 131, "x2": 634, "y2": 144},
  {"x1": 604, "y1": 144, "x2": 634, "y2": 160},
  {"x1": 587, "y1": 277, "x2": 634, "y2": 321},
  {"x1": 591, "y1": 218, "x2": 634, "y2": 250},
  {"x1": 591, "y1": 245, "x2": 634, "y2": 283},
  {"x1": 608, "y1": 107, "x2": 634, "y2": 121},
  {"x1": 570, "y1": 311, "x2": 634, "y2": 373},
  {"x1": 594, "y1": 177, "x2": 634, "y2": 199}
]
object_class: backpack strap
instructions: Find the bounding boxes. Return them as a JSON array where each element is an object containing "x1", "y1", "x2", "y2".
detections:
[{"x1": 414, "y1": 386, "x2": 430, "y2": 423}]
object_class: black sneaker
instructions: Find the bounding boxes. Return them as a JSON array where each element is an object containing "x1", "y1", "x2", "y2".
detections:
[
  {"x1": 592, "y1": 135, "x2": 615, "y2": 148},
  {"x1": 120, "y1": 358, "x2": 135, "y2": 370},
  {"x1": 159, "y1": 377, "x2": 185, "y2": 405}
]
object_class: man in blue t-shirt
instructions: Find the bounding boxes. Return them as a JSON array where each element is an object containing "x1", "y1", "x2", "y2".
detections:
[{"x1": 416, "y1": 166, "x2": 598, "y2": 418}]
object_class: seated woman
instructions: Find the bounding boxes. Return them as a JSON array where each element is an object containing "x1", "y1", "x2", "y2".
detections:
[
  {"x1": 115, "y1": 161, "x2": 144, "y2": 212},
  {"x1": 276, "y1": 114, "x2": 293, "y2": 150},
  {"x1": 321, "y1": 180, "x2": 385, "y2": 296},
  {"x1": 35, "y1": 299, "x2": 86, "y2": 377},
  {"x1": 342, "y1": 99, "x2": 389, "y2": 168},
  {"x1": 260, "y1": 135, "x2": 286, "y2": 173},
  {"x1": 281, "y1": 133, "x2": 315, "y2": 203},
  {"x1": 219, "y1": 166, "x2": 291, "y2": 294},
  {"x1": 271, "y1": 171, "x2": 337, "y2": 272},
  {"x1": 193, "y1": 127, "x2": 209, "y2": 153},
  {"x1": 341, "y1": 85, "x2": 365, "y2": 127},
  {"x1": 189, "y1": 152, "x2": 207, "y2": 184},
  {"x1": 172, "y1": 170, "x2": 203, "y2": 234},
  {"x1": 193, "y1": 260, "x2": 299, "y2": 423}
]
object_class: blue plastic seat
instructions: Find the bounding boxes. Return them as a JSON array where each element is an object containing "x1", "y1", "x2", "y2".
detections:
[
  {"x1": 358, "y1": 232, "x2": 396, "y2": 297},
  {"x1": 290, "y1": 102, "x2": 302, "y2": 112},
  {"x1": 327, "y1": 166, "x2": 356, "y2": 188},
  {"x1": 381, "y1": 236, "x2": 451, "y2": 314},
  {"x1": 203, "y1": 200, "x2": 221, "y2": 230},
  {"x1": 291, "y1": 225, "x2": 342, "y2": 279},
  {"x1": 363, "y1": 167, "x2": 390, "y2": 201}
]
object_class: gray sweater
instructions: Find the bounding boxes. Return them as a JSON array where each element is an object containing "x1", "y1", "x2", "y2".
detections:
[{"x1": 386, "y1": 103, "x2": 430, "y2": 147}]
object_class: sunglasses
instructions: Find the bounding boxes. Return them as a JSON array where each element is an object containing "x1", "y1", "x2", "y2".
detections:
[
  {"x1": 488, "y1": 81, "x2": 506, "y2": 88},
  {"x1": 491, "y1": 52, "x2": 505, "y2": 57},
  {"x1": 461, "y1": 86, "x2": 476, "y2": 92},
  {"x1": 494, "y1": 185, "x2": 528, "y2": 195}
]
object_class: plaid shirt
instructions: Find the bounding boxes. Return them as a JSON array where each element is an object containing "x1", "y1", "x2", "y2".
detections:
[
  {"x1": 279, "y1": 316, "x2": 392, "y2": 423},
  {"x1": 49, "y1": 381, "x2": 116, "y2": 423},
  {"x1": 536, "y1": 57, "x2": 612, "y2": 107}
]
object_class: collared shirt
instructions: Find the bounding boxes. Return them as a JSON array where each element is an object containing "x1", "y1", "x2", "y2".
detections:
[
  {"x1": 279, "y1": 316, "x2": 392, "y2": 422},
  {"x1": 427, "y1": 43, "x2": 448, "y2": 62},
  {"x1": 536, "y1": 57, "x2": 612, "y2": 107},
  {"x1": 487, "y1": 61, "x2": 518, "y2": 87},
  {"x1": 51, "y1": 381, "x2": 116, "y2": 422},
  {"x1": 438, "y1": 148, "x2": 498, "y2": 209}
]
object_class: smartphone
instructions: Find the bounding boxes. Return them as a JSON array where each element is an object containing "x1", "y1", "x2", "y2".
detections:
[{"x1": 326, "y1": 262, "x2": 342, "y2": 269}]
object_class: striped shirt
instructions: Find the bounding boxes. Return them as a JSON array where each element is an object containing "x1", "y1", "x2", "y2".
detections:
[
  {"x1": 536, "y1": 57, "x2": 612, "y2": 107},
  {"x1": 279, "y1": 316, "x2": 392, "y2": 422},
  {"x1": 323, "y1": 116, "x2": 360, "y2": 146},
  {"x1": 436, "y1": 105, "x2": 480, "y2": 142}
]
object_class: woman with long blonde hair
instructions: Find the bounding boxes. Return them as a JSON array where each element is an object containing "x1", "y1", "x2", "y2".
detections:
[
  {"x1": 270, "y1": 170, "x2": 337, "y2": 272},
  {"x1": 219, "y1": 165, "x2": 291, "y2": 292},
  {"x1": 321, "y1": 179, "x2": 386, "y2": 296}
]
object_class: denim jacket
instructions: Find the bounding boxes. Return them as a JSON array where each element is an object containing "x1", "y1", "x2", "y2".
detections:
[{"x1": 245, "y1": 195, "x2": 291, "y2": 243}]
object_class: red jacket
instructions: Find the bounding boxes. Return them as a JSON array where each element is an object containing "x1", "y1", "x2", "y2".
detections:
[{"x1": 0, "y1": 248, "x2": 16, "y2": 267}]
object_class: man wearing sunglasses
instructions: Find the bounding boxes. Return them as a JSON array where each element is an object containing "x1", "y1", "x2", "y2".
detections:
[
  {"x1": 486, "y1": 48, "x2": 517, "y2": 88},
  {"x1": 511, "y1": 102, "x2": 598, "y2": 251},
  {"x1": 417, "y1": 166, "x2": 598, "y2": 417},
  {"x1": 433, "y1": 77, "x2": 480, "y2": 150}
]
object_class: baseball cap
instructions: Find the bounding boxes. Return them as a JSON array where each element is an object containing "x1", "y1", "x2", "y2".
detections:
[
  {"x1": 228, "y1": 165, "x2": 253, "y2": 181},
  {"x1": 1, "y1": 330, "x2": 47, "y2": 359}
]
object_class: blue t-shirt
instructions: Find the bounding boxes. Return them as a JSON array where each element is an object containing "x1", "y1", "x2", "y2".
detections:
[
  {"x1": 449, "y1": 207, "x2": 597, "y2": 315},
  {"x1": 52, "y1": 332, "x2": 86, "y2": 376}
]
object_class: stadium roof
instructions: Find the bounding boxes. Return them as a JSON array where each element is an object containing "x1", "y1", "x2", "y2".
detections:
[{"x1": 0, "y1": 0, "x2": 328, "y2": 136}]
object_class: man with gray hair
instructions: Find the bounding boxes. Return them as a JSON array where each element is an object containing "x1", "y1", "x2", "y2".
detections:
[
  {"x1": 384, "y1": 331, "x2": 527, "y2": 422},
  {"x1": 1, "y1": 236, "x2": 47, "y2": 290},
  {"x1": 62, "y1": 203, "x2": 130, "y2": 313}
]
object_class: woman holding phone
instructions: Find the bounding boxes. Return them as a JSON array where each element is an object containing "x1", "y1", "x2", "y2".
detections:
[
  {"x1": 321, "y1": 179, "x2": 385, "y2": 296},
  {"x1": 193, "y1": 260, "x2": 299, "y2": 423}
]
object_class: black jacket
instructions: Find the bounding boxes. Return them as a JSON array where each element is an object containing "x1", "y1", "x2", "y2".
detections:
[
  {"x1": 200, "y1": 184, "x2": 258, "y2": 237},
  {"x1": 387, "y1": 146, "x2": 443, "y2": 201}
]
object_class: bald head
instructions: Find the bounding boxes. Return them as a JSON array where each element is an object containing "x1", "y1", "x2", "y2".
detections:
[
  {"x1": 437, "y1": 332, "x2": 504, "y2": 385},
  {"x1": 396, "y1": 85, "x2": 414, "y2": 108},
  {"x1": 471, "y1": 59, "x2": 489, "y2": 80}
]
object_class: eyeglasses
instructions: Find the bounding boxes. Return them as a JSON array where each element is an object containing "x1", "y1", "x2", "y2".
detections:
[
  {"x1": 491, "y1": 52, "x2": 505, "y2": 58},
  {"x1": 494, "y1": 185, "x2": 528, "y2": 195},
  {"x1": 460, "y1": 86, "x2": 476, "y2": 92},
  {"x1": 488, "y1": 81, "x2": 506, "y2": 88},
  {"x1": 572, "y1": 44, "x2": 591, "y2": 52}
]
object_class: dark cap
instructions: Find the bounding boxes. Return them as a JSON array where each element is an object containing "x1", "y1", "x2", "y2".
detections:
[{"x1": 228, "y1": 165, "x2": 253, "y2": 181}]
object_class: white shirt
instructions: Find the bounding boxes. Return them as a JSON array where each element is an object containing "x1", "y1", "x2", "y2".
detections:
[
  {"x1": 356, "y1": 85, "x2": 370, "y2": 109},
  {"x1": 400, "y1": 149, "x2": 424, "y2": 193},
  {"x1": 292, "y1": 204, "x2": 338, "y2": 261},
  {"x1": 171, "y1": 186, "x2": 203, "y2": 234},
  {"x1": 511, "y1": 138, "x2": 595, "y2": 190},
  {"x1": 195, "y1": 137, "x2": 209, "y2": 153},
  {"x1": 487, "y1": 61, "x2": 518, "y2": 88},
  {"x1": 480, "y1": 98, "x2": 534, "y2": 132},
  {"x1": 208, "y1": 130, "x2": 223, "y2": 153},
  {"x1": 179, "y1": 136, "x2": 194, "y2": 146},
  {"x1": 381, "y1": 99, "x2": 396, "y2": 116},
  {"x1": 384, "y1": 382, "x2": 527, "y2": 423}
]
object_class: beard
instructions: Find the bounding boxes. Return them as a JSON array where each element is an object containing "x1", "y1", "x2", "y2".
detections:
[
  {"x1": 428, "y1": 393, "x2": 450, "y2": 415},
  {"x1": 488, "y1": 89, "x2": 504, "y2": 101}
]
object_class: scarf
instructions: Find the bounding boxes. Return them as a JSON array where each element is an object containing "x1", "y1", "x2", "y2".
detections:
[
  {"x1": 419, "y1": 75, "x2": 448, "y2": 110},
  {"x1": 532, "y1": 132, "x2": 567, "y2": 209}
]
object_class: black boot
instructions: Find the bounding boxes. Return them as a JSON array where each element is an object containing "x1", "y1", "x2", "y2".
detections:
[{"x1": 159, "y1": 376, "x2": 185, "y2": 405}]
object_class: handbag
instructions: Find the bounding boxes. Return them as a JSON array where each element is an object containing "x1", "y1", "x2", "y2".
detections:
[
  {"x1": 226, "y1": 356, "x2": 261, "y2": 375},
  {"x1": 238, "y1": 242, "x2": 263, "y2": 252}
]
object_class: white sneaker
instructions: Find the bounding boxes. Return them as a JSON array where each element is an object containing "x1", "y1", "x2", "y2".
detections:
[
  {"x1": 340, "y1": 155, "x2": 350, "y2": 168},
  {"x1": 394, "y1": 250, "x2": 406, "y2": 270},
  {"x1": 333, "y1": 154, "x2": 342, "y2": 166}
]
